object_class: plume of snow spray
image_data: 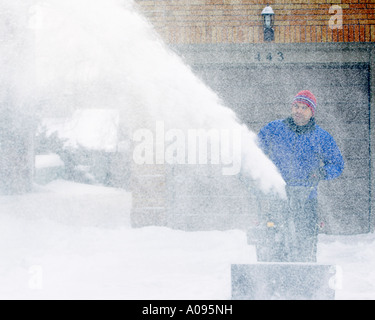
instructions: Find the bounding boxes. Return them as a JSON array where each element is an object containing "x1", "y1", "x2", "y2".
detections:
[{"x1": 22, "y1": 0, "x2": 286, "y2": 197}]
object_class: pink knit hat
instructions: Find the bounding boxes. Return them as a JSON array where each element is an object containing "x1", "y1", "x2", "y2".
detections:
[{"x1": 293, "y1": 90, "x2": 317, "y2": 116}]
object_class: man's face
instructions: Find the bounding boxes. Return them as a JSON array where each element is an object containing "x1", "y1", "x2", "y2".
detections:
[{"x1": 292, "y1": 102, "x2": 313, "y2": 126}]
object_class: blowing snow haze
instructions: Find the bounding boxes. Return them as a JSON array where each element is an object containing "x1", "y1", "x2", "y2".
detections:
[{"x1": 0, "y1": 0, "x2": 286, "y2": 197}]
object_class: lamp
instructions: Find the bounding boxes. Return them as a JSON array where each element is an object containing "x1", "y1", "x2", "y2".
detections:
[{"x1": 261, "y1": 5, "x2": 275, "y2": 42}]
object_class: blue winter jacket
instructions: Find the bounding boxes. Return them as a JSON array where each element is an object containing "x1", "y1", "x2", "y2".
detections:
[{"x1": 257, "y1": 117, "x2": 344, "y2": 198}]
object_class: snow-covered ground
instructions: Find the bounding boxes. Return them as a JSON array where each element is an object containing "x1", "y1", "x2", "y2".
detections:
[{"x1": 0, "y1": 179, "x2": 374, "y2": 300}]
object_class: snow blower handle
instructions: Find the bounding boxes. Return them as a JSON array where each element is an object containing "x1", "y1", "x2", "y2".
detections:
[{"x1": 308, "y1": 167, "x2": 327, "y2": 188}]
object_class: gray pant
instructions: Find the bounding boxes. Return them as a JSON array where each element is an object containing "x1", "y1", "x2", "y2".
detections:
[
  {"x1": 256, "y1": 188, "x2": 319, "y2": 263},
  {"x1": 290, "y1": 198, "x2": 318, "y2": 262}
]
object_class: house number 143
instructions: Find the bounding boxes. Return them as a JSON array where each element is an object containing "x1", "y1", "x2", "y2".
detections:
[{"x1": 255, "y1": 52, "x2": 284, "y2": 62}]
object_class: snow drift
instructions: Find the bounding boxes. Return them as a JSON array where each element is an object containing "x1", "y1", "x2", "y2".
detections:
[{"x1": 0, "y1": 181, "x2": 374, "y2": 300}]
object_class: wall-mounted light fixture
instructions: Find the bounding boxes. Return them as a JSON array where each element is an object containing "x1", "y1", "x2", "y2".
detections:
[{"x1": 261, "y1": 5, "x2": 275, "y2": 42}]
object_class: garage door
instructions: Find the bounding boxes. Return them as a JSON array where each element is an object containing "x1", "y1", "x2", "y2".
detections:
[{"x1": 194, "y1": 63, "x2": 371, "y2": 235}]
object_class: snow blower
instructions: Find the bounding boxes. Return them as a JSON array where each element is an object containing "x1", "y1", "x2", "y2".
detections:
[{"x1": 232, "y1": 184, "x2": 338, "y2": 300}]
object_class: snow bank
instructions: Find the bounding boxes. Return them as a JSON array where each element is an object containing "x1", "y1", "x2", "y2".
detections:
[
  {"x1": 0, "y1": 181, "x2": 374, "y2": 300},
  {"x1": 319, "y1": 234, "x2": 375, "y2": 300},
  {"x1": 0, "y1": 180, "x2": 131, "y2": 227},
  {"x1": 35, "y1": 154, "x2": 64, "y2": 169}
]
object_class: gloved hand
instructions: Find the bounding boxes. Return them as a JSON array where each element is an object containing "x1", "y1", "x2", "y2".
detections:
[{"x1": 308, "y1": 167, "x2": 327, "y2": 185}]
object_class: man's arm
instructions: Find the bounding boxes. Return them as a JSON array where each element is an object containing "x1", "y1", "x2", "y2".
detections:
[{"x1": 319, "y1": 132, "x2": 345, "y2": 180}]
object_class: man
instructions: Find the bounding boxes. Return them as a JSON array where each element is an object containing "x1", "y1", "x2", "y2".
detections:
[{"x1": 257, "y1": 90, "x2": 344, "y2": 262}]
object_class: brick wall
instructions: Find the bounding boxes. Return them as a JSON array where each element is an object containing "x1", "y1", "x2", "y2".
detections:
[{"x1": 135, "y1": 0, "x2": 375, "y2": 43}]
